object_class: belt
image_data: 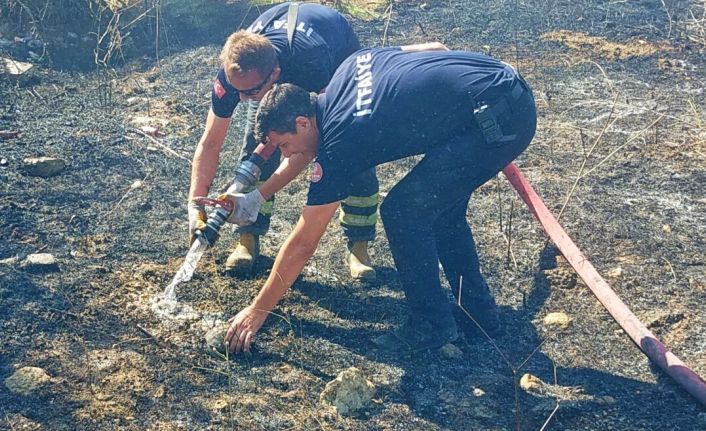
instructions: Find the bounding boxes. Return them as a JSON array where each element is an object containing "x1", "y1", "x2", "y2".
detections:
[
  {"x1": 488, "y1": 67, "x2": 530, "y2": 114},
  {"x1": 471, "y1": 68, "x2": 531, "y2": 144}
]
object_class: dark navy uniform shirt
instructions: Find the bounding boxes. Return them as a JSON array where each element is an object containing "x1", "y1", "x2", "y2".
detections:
[
  {"x1": 211, "y1": 3, "x2": 360, "y2": 118},
  {"x1": 308, "y1": 47, "x2": 519, "y2": 206}
]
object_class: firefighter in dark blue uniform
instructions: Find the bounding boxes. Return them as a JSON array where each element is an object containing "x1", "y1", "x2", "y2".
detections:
[
  {"x1": 188, "y1": 2, "x2": 378, "y2": 280},
  {"x1": 224, "y1": 47, "x2": 537, "y2": 354}
]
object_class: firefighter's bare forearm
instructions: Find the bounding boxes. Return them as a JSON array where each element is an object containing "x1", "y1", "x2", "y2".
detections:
[
  {"x1": 252, "y1": 233, "x2": 316, "y2": 313},
  {"x1": 400, "y1": 42, "x2": 450, "y2": 52},
  {"x1": 258, "y1": 153, "x2": 314, "y2": 200},
  {"x1": 189, "y1": 142, "x2": 221, "y2": 200},
  {"x1": 188, "y1": 110, "x2": 231, "y2": 201},
  {"x1": 251, "y1": 203, "x2": 339, "y2": 312}
]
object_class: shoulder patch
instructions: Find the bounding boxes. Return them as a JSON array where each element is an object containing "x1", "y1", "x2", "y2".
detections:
[
  {"x1": 213, "y1": 78, "x2": 226, "y2": 99},
  {"x1": 310, "y1": 162, "x2": 323, "y2": 183}
]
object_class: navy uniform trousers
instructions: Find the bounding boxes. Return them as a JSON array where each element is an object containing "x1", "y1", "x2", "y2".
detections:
[{"x1": 379, "y1": 76, "x2": 537, "y2": 326}]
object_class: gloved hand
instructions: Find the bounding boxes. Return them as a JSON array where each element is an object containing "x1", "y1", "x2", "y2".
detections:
[
  {"x1": 221, "y1": 189, "x2": 265, "y2": 226},
  {"x1": 188, "y1": 201, "x2": 207, "y2": 244}
]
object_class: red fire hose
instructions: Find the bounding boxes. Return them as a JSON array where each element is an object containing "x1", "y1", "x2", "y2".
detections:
[{"x1": 503, "y1": 162, "x2": 706, "y2": 406}]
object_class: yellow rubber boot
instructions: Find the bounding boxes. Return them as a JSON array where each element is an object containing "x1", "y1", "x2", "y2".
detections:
[
  {"x1": 225, "y1": 233, "x2": 259, "y2": 274},
  {"x1": 346, "y1": 241, "x2": 376, "y2": 281}
]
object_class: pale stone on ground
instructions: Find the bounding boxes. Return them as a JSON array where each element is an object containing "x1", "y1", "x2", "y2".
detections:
[
  {"x1": 543, "y1": 311, "x2": 573, "y2": 328},
  {"x1": 320, "y1": 367, "x2": 375, "y2": 415},
  {"x1": 440, "y1": 343, "x2": 463, "y2": 360},
  {"x1": 519, "y1": 373, "x2": 543, "y2": 392},
  {"x1": 0, "y1": 255, "x2": 19, "y2": 266},
  {"x1": 22, "y1": 253, "x2": 59, "y2": 273},
  {"x1": 5, "y1": 367, "x2": 52, "y2": 395},
  {"x1": 22, "y1": 157, "x2": 66, "y2": 177},
  {"x1": 204, "y1": 322, "x2": 229, "y2": 355}
]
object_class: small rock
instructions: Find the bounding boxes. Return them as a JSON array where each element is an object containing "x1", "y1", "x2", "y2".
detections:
[
  {"x1": 4, "y1": 414, "x2": 42, "y2": 431},
  {"x1": 27, "y1": 39, "x2": 43, "y2": 50},
  {"x1": 662, "y1": 224, "x2": 672, "y2": 233},
  {"x1": 5, "y1": 367, "x2": 52, "y2": 395},
  {"x1": 519, "y1": 373, "x2": 544, "y2": 392},
  {"x1": 644, "y1": 310, "x2": 684, "y2": 329},
  {"x1": 22, "y1": 253, "x2": 59, "y2": 273},
  {"x1": 130, "y1": 180, "x2": 143, "y2": 189},
  {"x1": 320, "y1": 367, "x2": 375, "y2": 415},
  {"x1": 21, "y1": 157, "x2": 66, "y2": 177},
  {"x1": 597, "y1": 395, "x2": 616, "y2": 405},
  {"x1": 0, "y1": 255, "x2": 19, "y2": 266},
  {"x1": 0, "y1": 130, "x2": 19, "y2": 140},
  {"x1": 473, "y1": 387, "x2": 485, "y2": 397},
  {"x1": 0, "y1": 158, "x2": 7, "y2": 166},
  {"x1": 543, "y1": 312, "x2": 572, "y2": 329},
  {"x1": 545, "y1": 266, "x2": 577, "y2": 289},
  {"x1": 440, "y1": 343, "x2": 463, "y2": 360},
  {"x1": 204, "y1": 323, "x2": 229, "y2": 355},
  {"x1": 607, "y1": 267, "x2": 622, "y2": 278},
  {"x1": 139, "y1": 125, "x2": 166, "y2": 137}
]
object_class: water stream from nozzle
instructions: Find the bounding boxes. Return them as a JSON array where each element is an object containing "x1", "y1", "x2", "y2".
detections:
[
  {"x1": 150, "y1": 143, "x2": 271, "y2": 321},
  {"x1": 151, "y1": 237, "x2": 209, "y2": 320}
]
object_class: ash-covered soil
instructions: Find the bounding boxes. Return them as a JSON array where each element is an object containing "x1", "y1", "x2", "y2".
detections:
[{"x1": 1, "y1": 1, "x2": 706, "y2": 430}]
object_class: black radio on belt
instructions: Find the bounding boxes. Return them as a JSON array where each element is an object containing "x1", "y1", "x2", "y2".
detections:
[{"x1": 472, "y1": 103, "x2": 503, "y2": 144}]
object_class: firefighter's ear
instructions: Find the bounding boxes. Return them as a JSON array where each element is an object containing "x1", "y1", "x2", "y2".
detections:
[{"x1": 295, "y1": 116, "x2": 311, "y2": 130}]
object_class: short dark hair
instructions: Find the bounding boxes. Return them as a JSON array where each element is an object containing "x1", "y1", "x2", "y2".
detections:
[{"x1": 255, "y1": 84, "x2": 317, "y2": 142}]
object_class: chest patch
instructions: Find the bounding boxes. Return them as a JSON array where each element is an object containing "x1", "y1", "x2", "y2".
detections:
[
  {"x1": 310, "y1": 162, "x2": 323, "y2": 183},
  {"x1": 213, "y1": 78, "x2": 226, "y2": 99}
]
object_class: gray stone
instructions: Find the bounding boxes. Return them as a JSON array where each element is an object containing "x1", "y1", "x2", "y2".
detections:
[
  {"x1": 21, "y1": 157, "x2": 66, "y2": 177},
  {"x1": 5, "y1": 367, "x2": 51, "y2": 395},
  {"x1": 440, "y1": 343, "x2": 463, "y2": 360},
  {"x1": 204, "y1": 323, "x2": 229, "y2": 355},
  {"x1": 22, "y1": 253, "x2": 59, "y2": 273},
  {"x1": 320, "y1": 367, "x2": 375, "y2": 415},
  {"x1": 520, "y1": 373, "x2": 544, "y2": 393},
  {"x1": 0, "y1": 255, "x2": 19, "y2": 266},
  {"x1": 543, "y1": 312, "x2": 573, "y2": 329}
]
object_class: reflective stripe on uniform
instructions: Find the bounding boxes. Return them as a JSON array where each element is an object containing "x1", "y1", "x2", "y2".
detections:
[
  {"x1": 342, "y1": 193, "x2": 379, "y2": 208},
  {"x1": 340, "y1": 211, "x2": 377, "y2": 227}
]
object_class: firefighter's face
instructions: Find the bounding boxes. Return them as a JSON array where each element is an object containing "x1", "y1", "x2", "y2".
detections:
[
  {"x1": 227, "y1": 66, "x2": 281, "y2": 101},
  {"x1": 266, "y1": 116, "x2": 319, "y2": 158}
]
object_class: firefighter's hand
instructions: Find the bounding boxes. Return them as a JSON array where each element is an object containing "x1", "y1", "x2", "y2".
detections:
[
  {"x1": 225, "y1": 304, "x2": 268, "y2": 353},
  {"x1": 221, "y1": 190, "x2": 265, "y2": 226},
  {"x1": 188, "y1": 202, "x2": 207, "y2": 245}
]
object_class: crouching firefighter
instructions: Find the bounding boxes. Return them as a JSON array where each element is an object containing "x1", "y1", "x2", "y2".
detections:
[
  {"x1": 223, "y1": 46, "x2": 538, "y2": 354},
  {"x1": 188, "y1": 2, "x2": 378, "y2": 280}
]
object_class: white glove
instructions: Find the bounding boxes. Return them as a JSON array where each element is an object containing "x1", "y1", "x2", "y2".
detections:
[{"x1": 226, "y1": 189, "x2": 265, "y2": 225}]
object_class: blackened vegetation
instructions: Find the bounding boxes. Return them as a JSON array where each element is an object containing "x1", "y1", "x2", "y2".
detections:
[{"x1": 1, "y1": 0, "x2": 706, "y2": 430}]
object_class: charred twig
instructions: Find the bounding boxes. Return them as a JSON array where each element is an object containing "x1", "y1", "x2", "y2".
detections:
[
  {"x1": 457, "y1": 277, "x2": 513, "y2": 369},
  {"x1": 128, "y1": 127, "x2": 191, "y2": 164},
  {"x1": 539, "y1": 359, "x2": 562, "y2": 431},
  {"x1": 581, "y1": 114, "x2": 665, "y2": 178},
  {"x1": 41, "y1": 305, "x2": 80, "y2": 319},
  {"x1": 661, "y1": 257, "x2": 677, "y2": 283},
  {"x1": 556, "y1": 94, "x2": 619, "y2": 224},
  {"x1": 137, "y1": 324, "x2": 167, "y2": 347},
  {"x1": 382, "y1": 1, "x2": 393, "y2": 46},
  {"x1": 505, "y1": 199, "x2": 517, "y2": 269}
]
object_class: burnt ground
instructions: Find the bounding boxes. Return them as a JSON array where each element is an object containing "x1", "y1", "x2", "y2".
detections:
[{"x1": 1, "y1": 0, "x2": 706, "y2": 429}]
